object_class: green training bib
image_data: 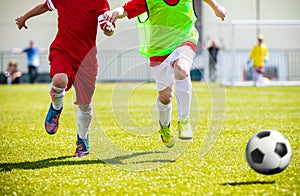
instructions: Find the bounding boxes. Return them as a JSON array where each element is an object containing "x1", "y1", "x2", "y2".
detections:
[{"x1": 137, "y1": 0, "x2": 198, "y2": 58}]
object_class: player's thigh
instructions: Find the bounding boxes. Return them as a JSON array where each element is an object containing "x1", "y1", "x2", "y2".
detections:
[
  {"x1": 172, "y1": 46, "x2": 195, "y2": 79},
  {"x1": 73, "y1": 64, "x2": 98, "y2": 105},
  {"x1": 49, "y1": 51, "x2": 73, "y2": 89},
  {"x1": 151, "y1": 62, "x2": 175, "y2": 92}
]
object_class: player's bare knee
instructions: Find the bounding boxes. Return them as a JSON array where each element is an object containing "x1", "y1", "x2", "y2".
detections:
[
  {"x1": 52, "y1": 73, "x2": 68, "y2": 88},
  {"x1": 159, "y1": 95, "x2": 172, "y2": 104},
  {"x1": 158, "y1": 90, "x2": 173, "y2": 104}
]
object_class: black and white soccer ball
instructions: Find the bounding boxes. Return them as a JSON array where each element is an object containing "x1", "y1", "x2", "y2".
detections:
[{"x1": 246, "y1": 130, "x2": 292, "y2": 175}]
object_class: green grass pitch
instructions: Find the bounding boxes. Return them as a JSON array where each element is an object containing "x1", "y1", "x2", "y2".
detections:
[{"x1": 0, "y1": 83, "x2": 299, "y2": 195}]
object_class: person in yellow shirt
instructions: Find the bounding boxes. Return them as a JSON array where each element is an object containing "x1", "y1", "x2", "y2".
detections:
[{"x1": 248, "y1": 34, "x2": 269, "y2": 87}]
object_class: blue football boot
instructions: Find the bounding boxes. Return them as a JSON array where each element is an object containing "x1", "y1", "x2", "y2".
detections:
[
  {"x1": 44, "y1": 103, "x2": 62, "y2": 135},
  {"x1": 75, "y1": 134, "x2": 89, "y2": 157}
]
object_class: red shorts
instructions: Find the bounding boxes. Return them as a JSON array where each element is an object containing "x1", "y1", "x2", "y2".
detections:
[
  {"x1": 49, "y1": 49, "x2": 98, "y2": 105},
  {"x1": 254, "y1": 66, "x2": 265, "y2": 74}
]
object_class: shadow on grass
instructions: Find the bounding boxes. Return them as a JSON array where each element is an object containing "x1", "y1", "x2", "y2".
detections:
[
  {"x1": 0, "y1": 155, "x2": 103, "y2": 172},
  {"x1": 100, "y1": 150, "x2": 173, "y2": 165},
  {"x1": 221, "y1": 181, "x2": 276, "y2": 186},
  {"x1": 0, "y1": 151, "x2": 173, "y2": 172}
]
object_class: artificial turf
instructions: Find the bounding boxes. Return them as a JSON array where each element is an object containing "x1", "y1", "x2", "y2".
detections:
[{"x1": 0, "y1": 83, "x2": 299, "y2": 195}]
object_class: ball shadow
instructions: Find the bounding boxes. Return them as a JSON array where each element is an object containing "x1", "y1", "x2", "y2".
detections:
[{"x1": 221, "y1": 180, "x2": 276, "y2": 186}]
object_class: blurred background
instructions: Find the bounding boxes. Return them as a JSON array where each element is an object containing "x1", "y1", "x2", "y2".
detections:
[{"x1": 0, "y1": 0, "x2": 300, "y2": 84}]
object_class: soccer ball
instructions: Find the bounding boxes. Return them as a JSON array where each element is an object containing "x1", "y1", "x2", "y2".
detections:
[{"x1": 246, "y1": 130, "x2": 292, "y2": 175}]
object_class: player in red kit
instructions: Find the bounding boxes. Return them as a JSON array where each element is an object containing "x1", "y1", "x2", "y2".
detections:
[{"x1": 15, "y1": 0, "x2": 115, "y2": 157}]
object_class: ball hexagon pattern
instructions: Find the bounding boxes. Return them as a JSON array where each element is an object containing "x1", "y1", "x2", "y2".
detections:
[{"x1": 246, "y1": 130, "x2": 292, "y2": 175}]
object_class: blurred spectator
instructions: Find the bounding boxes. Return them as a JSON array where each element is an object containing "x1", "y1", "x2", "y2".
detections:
[
  {"x1": 13, "y1": 40, "x2": 47, "y2": 83},
  {"x1": 207, "y1": 39, "x2": 220, "y2": 82},
  {"x1": 5, "y1": 59, "x2": 22, "y2": 84}
]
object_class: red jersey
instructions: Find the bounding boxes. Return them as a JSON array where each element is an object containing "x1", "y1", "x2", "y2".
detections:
[
  {"x1": 123, "y1": 0, "x2": 196, "y2": 66},
  {"x1": 123, "y1": 0, "x2": 147, "y2": 19},
  {"x1": 123, "y1": 0, "x2": 180, "y2": 19},
  {"x1": 46, "y1": 0, "x2": 110, "y2": 67}
]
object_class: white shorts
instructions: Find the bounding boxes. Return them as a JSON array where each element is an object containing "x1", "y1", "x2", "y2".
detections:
[{"x1": 151, "y1": 45, "x2": 195, "y2": 91}]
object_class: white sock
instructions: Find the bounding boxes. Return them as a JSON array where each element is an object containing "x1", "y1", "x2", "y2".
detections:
[
  {"x1": 49, "y1": 83, "x2": 65, "y2": 110},
  {"x1": 259, "y1": 73, "x2": 263, "y2": 84},
  {"x1": 176, "y1": 77, "x2": 192, "y2": 121},
  {"x1": 157, "y1": 98, "x2": 172, "y2": 127},
  {"x1": 77, "y1": 105, "x2": 93, "y2": 140}
]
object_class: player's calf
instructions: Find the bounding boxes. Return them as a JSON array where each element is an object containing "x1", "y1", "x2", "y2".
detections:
[{"x1": 44, "y1": 83, "x2": 65, "y2": 135}]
